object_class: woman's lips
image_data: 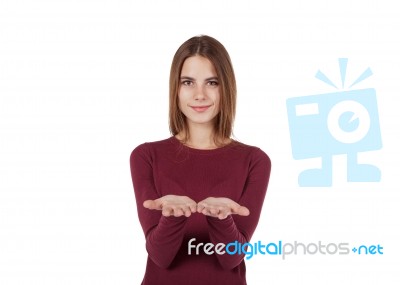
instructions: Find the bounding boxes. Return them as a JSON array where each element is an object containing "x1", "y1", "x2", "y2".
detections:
[{"x1": 190, "y1": 105, "x2": 211, "y2": 112}]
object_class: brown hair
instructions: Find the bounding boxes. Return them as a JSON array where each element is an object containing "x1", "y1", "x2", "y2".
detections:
[{"x1": 169, "y1": 35, "x2": 237, "y2": 147}]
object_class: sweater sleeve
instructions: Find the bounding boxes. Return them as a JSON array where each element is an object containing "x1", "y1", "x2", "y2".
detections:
[
  {"x1": 130, "y1": 144, "x2": 188, "y2": 269},
  {"x1": 206, "y1": 147, "x2": 271, "y2": 269}
]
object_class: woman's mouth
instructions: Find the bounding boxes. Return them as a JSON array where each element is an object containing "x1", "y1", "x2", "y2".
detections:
[{"x1": 190, "y1": 105, "x2": 211, "y2": 112}]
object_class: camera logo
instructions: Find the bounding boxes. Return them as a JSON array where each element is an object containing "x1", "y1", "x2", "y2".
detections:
[{"x1": 286, "y1": 58, "x2": 382, "y2": 187}]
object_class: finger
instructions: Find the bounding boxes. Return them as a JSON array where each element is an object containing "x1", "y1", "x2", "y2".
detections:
[
  {"x1": 189, "y1": 203, "x2": 197, "y2": 213},
  {"x1": 143, "y1": 200, "x2": 160, "y2": 210},
  {"x1": 235, "y1": 206, "x2": 250, "y2": 216},
  {"x1": 197, "y1": 203, "x2": 206, "y2": 213},
  {"x1": 162, "y1": 207, "x2": 172, "y2": 217},
  {"x1": 202, "y1": 208, "x2": 211, "y2": 216},
  {"x1": 209, "y1": 208, "x2": 219, "y2": 215},
  {"x1": 173, "y1": 208, "x2": 184, "y2": 217},
  {"x1": 218, "y1": 209, "x2": 229, "y2": 220},
  {"x1": 182, "y1": 206, "x2": 192, "y2": 217},
  {"x1": 218, "y1": 213, "x2": 228, "y2": 220}
]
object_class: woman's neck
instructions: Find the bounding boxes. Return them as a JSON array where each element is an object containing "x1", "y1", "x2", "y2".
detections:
[{"x1": 176, "y1": 123, "x2": 231, "y2": 150}]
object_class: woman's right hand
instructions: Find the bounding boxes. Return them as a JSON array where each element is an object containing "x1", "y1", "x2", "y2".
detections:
[{"x1": 143, "y1": 195, "x2": 197, "y2": 217}]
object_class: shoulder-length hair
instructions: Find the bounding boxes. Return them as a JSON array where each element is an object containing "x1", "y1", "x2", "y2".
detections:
[{"x1": 169, "y1": 35, "x2": 237, "y2": 146}]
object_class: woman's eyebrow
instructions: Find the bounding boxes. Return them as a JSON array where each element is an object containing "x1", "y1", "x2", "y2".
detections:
[
  {"x1": 180, "y1": 76, "x2": 219, "y2": 81},
  {"x1": 205, "y1": 77, "x2": 218, "y2": 81},
  {"x1": 180, "y1": 76, "x2": 195, "y2": 80}
]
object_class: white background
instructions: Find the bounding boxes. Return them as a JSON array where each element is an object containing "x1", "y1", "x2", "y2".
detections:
[{"x1": 1, "y1": 0, "x2": 399, "y2": 284}]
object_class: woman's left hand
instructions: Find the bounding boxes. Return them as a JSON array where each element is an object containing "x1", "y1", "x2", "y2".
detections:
[{"x1": 197, "y1": 197, "x2": 250, "y2": 220}]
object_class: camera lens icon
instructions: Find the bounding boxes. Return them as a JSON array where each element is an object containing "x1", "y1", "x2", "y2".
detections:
[{"x1": 327, "y1": 100, "x2": 371, "y2": 144}]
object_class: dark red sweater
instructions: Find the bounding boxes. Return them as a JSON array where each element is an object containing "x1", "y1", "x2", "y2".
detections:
[{"x1": 130, "y1": 136, "x2": 271, "y2": 285}]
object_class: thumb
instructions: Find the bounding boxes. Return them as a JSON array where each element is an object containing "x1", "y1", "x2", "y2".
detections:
[
  {"x1": 234, "y1": 205, "x2": 250, "y2": 216},
  {"x1": 143, "y1": 200, "x2": 160, "y2": 210}
]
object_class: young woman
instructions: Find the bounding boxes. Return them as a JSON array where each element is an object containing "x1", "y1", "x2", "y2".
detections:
[{"x1": 130, "y1": 35, "x2": 271, "y2": 285}]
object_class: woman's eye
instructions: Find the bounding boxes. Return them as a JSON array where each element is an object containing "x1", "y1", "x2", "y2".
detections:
[
  {"x1": 208, "y1": 81, "x2": 219, "y2": 86},
  {"x1": 181, "y1": 80, "x2": 193, "y2": 86}
]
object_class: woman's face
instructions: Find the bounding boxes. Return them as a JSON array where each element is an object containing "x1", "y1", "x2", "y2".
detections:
[{"x1": 178, "y1": 55, "x2": 220, "y2": 128}]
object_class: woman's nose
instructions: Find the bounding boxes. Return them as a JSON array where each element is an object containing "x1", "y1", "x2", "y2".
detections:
[{"x1": 194, "y1": 85, "x2": 206, "y2": 100}]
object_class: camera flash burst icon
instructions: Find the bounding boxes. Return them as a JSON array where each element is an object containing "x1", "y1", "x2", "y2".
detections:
[{"x1": 286, "y1": 58, "x2": 382, "y2": 187}]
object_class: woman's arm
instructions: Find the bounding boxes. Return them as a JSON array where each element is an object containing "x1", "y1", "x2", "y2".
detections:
[
  {"x1": 200, "y1": 148, "x2": 271, "y2": 269},
  {"x1": 130, "y1": 144, "x2": 195, "y2": 269}
]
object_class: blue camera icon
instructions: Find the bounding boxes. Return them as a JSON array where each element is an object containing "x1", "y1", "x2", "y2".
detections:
[{"x1": 286, "y1": 59, "x2": 382, "y2": 187}]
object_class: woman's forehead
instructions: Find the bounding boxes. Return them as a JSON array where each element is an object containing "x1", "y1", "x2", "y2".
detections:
[{"x1": 180, "y1": 55, "x2": 217, "y2": 78}]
